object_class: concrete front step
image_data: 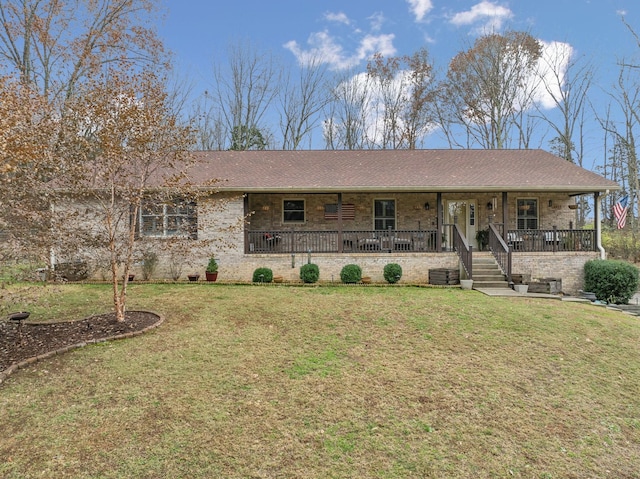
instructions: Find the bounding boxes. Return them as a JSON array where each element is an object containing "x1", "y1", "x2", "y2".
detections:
[
  {"x1": 473, "y1": 275, "x2": 506, "y2": 282},
  {"x1": 473, "y1": 280, "x2": 510, "y2": 289},
  {"x1": 471, "y1": 254, "x2": 508, "y2": 289}
]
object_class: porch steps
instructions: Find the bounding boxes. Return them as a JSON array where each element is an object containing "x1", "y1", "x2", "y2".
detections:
[{"x1": 471, "y1": 253, "x2": 509, "y2": 289}]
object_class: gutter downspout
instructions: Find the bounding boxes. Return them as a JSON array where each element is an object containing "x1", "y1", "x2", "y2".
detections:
[{"x1": 595, "y1": 191, "x2": 605, "y2": 259}]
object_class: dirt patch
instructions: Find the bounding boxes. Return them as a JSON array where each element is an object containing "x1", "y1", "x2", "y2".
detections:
[{"x1": 0, "y1": 311, "x2": 162, "y2": 375}]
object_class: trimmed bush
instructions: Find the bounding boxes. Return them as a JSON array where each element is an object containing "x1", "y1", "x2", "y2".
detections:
[
  {"x1": 584, "y1": 259, "x2": 639, "y2": 304},
  {"x1": 383, "y1": 263, "x2": 403, "y2": 284},
  {"x1": 340, "y1": 264, "x2": 362, "y2": 284},
  {"x1": 300, "y1": 263, "x2": 320, "y2": 283},
  {"x1": 252, "y1": 267, "x2": 273, "y2": 283}
]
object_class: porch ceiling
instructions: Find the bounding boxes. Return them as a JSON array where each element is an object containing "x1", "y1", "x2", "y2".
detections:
[{"x1": 185, "y1": 149, "x2": 619, "y2": 195}]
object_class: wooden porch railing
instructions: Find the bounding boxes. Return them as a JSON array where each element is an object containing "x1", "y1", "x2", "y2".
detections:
[
  {"x1": 246, "y1": 227, "x2": 595, "y2": 255},
  {"x1": 488, "y1": 223, "x2": 511, "y2": 283},
  {"x1": 247, "y1": 229, "x2": 441, "y2": 254},
  {"x1": 506, "y1": 227, "x2": 595, "y2": 252},
  {"x1": 452, "y1": 224, "x2": 472, "y2": 279}
]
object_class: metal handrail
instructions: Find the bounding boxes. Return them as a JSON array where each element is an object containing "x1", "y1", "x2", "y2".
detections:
[
  {"x1": 489, "y1": 223, "x2": 511, "y2": 284},
  {"x1": 452, "y1": 224, "x2": 472, "y2": 279}
]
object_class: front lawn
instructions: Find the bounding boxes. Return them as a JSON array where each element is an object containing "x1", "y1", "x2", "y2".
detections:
[{"x1": 1, "y1": 284, "x2": 639, "y2": 478}]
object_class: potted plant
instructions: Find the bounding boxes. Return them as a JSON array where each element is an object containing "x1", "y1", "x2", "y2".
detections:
[
  {"x1": 205, "y1": 256, "x2": 218, "y2": 282},
  {"x1": 188, "y1": 273, "x2": 200, "y2": 282},
  {"x1": 476, "y1": 229, "x2": 489, "y2": 251}
]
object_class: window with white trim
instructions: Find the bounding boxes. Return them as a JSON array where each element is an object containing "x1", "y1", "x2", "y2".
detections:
[
  {"x1": 283, "y1": 199, "x2": 305, "y2": 223},
  {"x1": 139, "y1": 199, "x2": 197, "y2": 238},
  {"x1": 516, "y1": 198, "x2": 538, "y2": 230}
]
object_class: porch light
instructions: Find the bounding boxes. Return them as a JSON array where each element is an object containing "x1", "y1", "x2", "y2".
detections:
[
  {"x1": 486, "y1": 201, "x2": 493, "y2": 210},
  {"x1": 424, "y1": 202, "x2": 430, "y2": 211},
  {"x1": 548, "y1": 199, "x2": 553, "y2": 208}
]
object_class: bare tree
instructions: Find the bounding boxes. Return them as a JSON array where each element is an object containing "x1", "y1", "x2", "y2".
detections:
[
  {"x1": 402, "y1": 48, "x2": 438, "y2": 149},
  {"x1": 596, "y1": 63, "x2": 640, "y2": 235},
  {"x1": 366, "y1": 53, "x2": 406, "y2": 149},
  {"x1": 442, "y1": 31, "x2": 543, "y2": 149},
  {"x1": 279, "y1": 57, "x2": 329, "y2": 150},
  {"x1": 0, "y1": 0, "x2": 166, "y2": 102},
  {"x1": 323, "y1": 70, "x2": 370, "y2": 150},
  {"x1": 538, "y1": 50, "x2": 594, "y2": 164},
  {"x1": 211, "y1": 40, "x2": 280, "y2": 150},
  {"x1": 191, "y1": 91, "x2": 229, "y2": 150}
]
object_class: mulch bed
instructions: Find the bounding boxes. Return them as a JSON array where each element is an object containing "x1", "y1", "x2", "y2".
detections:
[{"x1": 0, "y1": 311, "x2": 162, "y2": 379}]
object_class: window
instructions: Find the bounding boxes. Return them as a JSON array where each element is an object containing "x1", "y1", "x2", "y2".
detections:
[
  {"x1": 517, "y1": 198, "x2": 538, "y2": 230},
  {"x1": 283, "y1": 199, "x2": 305, "y2": 223},
  {"x1": 138, "y1": 198, "x2": 197, "y2": 238},
  {"x1": 374, "y1": 199, "x2": 396, "y2": 230}
]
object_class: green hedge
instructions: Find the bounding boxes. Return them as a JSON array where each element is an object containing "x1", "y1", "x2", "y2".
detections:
[
  {"x1": 300, "y1": 263, "x2": 320, "y2": 283},
  {"x1": 340, "y1": 264, "x2": 362, "y2": 284},
  {"x1": 252, "y1": 267, "x2": 273, "y2": 283},
  {"x1": 383, "y1": 263, "x2": 403, "y2": 284},
  {"x1": 584, "y1": 259, "x2": 639, "y2": 304}
]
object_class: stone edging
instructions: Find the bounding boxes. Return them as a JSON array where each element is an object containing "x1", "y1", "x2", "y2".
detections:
[{"x1": 0, "y1": 311, "x2": 164, "y2": 386}]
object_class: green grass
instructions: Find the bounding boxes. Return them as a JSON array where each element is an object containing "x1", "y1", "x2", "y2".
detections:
[{"x1": 1, "y1": 283, "x2": 640, "y2": 478}]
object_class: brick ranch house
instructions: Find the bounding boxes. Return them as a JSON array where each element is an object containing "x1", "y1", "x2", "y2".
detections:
[{"x1": 124, "y1": 149, "x2": 618, "y2": 293}]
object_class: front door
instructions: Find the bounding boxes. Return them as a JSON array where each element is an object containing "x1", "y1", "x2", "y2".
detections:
[{"x1": 445, "y1": 200, "x2": 477, "y2": 248}]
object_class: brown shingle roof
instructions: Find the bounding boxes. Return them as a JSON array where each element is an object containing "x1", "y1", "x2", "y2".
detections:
[{"x1": 190, "y1": 149, "x2": 619, "y2": 194}]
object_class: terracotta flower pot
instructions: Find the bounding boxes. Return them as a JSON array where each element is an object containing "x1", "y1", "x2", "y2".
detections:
[{"x1": 205, "y1": 272, "x2": 218, "y2": 282}]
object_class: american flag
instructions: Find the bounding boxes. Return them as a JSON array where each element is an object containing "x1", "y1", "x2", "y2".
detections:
[
  {"x1": 324, "y1": 203, "x2": 355, "y2": 220},
  {"x1": 613, "y1": 195, "x2": 629, "y2": 229}
]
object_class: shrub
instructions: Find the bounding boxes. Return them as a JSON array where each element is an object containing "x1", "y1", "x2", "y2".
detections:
[
  {"x1": 252, "y1": 267, "x2": 273, "y2": 283},
  {"x1": 340, "y1": 264, "x2": 362, "y2": 284},
  {"x1": 141, "y1": 250, "x2": 158, "y2": 281},
  {"x1": 300, "y1": 263, "x2": 320, "y2": 283},
  {"x1": 584, "y1": 259, "x2": 639, "y2": 304},
  {"x1": 383, "y1": 263, "x2": 403, "y2": 284},
  {"x1": 206, "y1": 256, "x2": 218, "y2": 273}
]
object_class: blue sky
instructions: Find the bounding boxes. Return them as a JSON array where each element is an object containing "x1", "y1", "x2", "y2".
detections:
[{"x1": 158, "y1": 0, "x2": 640, "y2": 164}]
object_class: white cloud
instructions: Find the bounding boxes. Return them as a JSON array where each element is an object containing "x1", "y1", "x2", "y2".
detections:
[
  {"x1": 450, "y1": 1, "x2": 513, "y2": 33},
  {"x1": 368, "y1": 12, "x2": 385, "y2": 32},
  {"x1": 324, "y1": 12, "x2": 350, "y2": 25},
  {"x1": 406, "y1": 0, "x2": 434, "y2": 22},
  {"x1": 284, "y1": 24, "x2": 396, "y2": 70},
  {"x1": 533, "y1": 40, "x2": 574, "y2": 110}
]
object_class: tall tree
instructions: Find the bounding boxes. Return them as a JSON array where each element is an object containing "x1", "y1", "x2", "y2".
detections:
[
  {"x1": 323, "y1": 70, "x2": 370, "y2": 150},
  {"x1": 211, "y1": 40, "x2": 279, "y2": 150},
  {"x1": 0, "y1": 0, "x2": 166, "y2": 102},
  {"x1": 278, "y1": 57, "x2": 329, "y2": 150},
  {"x1": 442, "y1": 31, "x2": 543, "y2": 149},
  {"x1": 599, "y1": 66, "x2": 640, "y2": 230},
  {"x1": 365, "y1": 48, "x2": 437, "y2": 149},
  {"x1": 0, "y1": 75, "x2": 57, "y2": 261}
]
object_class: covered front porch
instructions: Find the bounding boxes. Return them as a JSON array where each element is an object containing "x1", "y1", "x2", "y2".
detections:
[{"x1": 243, "y1": 191, "x2": 601, "y2": 257}]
